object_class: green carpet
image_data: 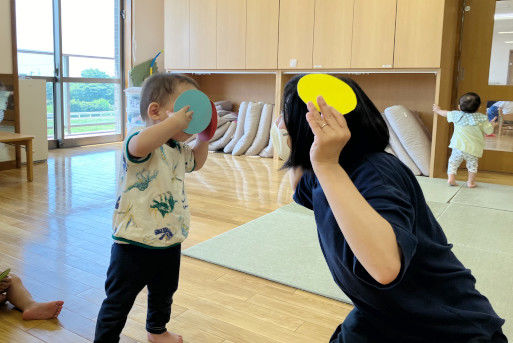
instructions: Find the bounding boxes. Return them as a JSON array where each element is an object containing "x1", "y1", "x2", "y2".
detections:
[{"x1": 183, "y1": 177, "x2": 513, "y2": 338}]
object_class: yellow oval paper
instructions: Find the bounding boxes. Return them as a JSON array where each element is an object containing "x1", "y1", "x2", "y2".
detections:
[{"x1": 297, "y1": 74, "x2": 357, "y2": 115}]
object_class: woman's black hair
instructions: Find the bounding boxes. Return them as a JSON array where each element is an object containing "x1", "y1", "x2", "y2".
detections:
[{"x1": 282, "y1": 75, "x2": 389, "y2": 171}]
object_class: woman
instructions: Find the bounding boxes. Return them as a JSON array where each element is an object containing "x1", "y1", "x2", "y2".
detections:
[{"x1": 284, "y1": 75, "x2": 506, "y2": 343}]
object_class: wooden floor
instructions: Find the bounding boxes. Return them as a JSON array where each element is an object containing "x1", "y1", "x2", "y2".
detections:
[
  {"x1": 0, "y1": 143, "x2": 353, "y2": 343},
  {"x1": 485, "y1": 126, "x2": 513, "y2": 152}
]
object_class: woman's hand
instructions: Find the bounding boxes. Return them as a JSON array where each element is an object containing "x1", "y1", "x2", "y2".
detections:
[{"x1": 306, "y1": 96, "x2": 351, "y2": 170}]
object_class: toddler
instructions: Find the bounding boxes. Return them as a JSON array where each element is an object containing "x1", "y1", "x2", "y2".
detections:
[
  {"x1": 433, "y1": 92, "x2": 494, "y2": 188},
  {"x1": 94, "y1": 73, "x2": 209, "y2": 343}
]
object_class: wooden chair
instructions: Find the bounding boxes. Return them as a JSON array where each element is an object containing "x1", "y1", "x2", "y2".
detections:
[{"x1": 0, "y1": 132, "x2": 34, "y2": 181}]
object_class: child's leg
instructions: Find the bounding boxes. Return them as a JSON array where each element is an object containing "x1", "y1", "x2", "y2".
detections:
[
  {"x1": 447, "y1": 149, "x2": 464, "y2": 186},
  {"x1": 146, "y1": 244, "x2": 182, "y2": 343},
  {"x1": 465, "y1": 154, "x2": 479, "y2": 188},
  {"x1": 6, "y1": 275, "x2": 63, "y2": 320},
  {"x1": 94, "y1": 244, "x2": 148, "y2": 343}
]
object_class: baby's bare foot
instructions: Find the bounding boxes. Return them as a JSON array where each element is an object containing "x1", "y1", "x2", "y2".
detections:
[
  {"x1": 22, "y1": 301, "x2": 64, "y2": 320},
  {"x1": 467, "y1": 182, "x2": 477, "y2": 188},
  {"x1": 148, "y1": 331, "x2": 183, "y2": 343}
]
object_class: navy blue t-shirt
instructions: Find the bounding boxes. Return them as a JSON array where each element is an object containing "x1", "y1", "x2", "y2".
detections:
[{"x1": 294, "y1": 152, "x2": 505, "y2": 343}]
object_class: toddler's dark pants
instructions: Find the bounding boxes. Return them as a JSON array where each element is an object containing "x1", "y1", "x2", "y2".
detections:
[{"x1": 94, "y1": 242, "x2": 181, "y2": 343}]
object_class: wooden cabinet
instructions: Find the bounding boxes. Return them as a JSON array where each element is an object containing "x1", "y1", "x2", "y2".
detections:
[
  {"x1": 246, "y1": 0, "x2": 279, "y2": 69},
  {"x1": 351, "y1": 0, "x2": 397, "y2": 68},
  {"x1": 313, "y1": 0, "x2": 354, "y2": 69},
  {"x1": 164, "y1": 0, "x2": 190, "y2": 69},
  {"x1": 278, "y1": 0, "x2": 315, "y2": 69},
  {"x1": 394, "y1": 0, "x2": 445, "y2": 68},
  {"x1": 189, "y1": 0, "x2": 217, "y2": 69},
  {"x1": 217, "y1": 0, "x2": 246, "y2": 69}
]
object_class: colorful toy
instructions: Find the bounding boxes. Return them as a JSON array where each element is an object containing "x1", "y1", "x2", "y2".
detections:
[
  {"x1": 297, "y1": 74, "x2": 357, "y2": 115},
  {"x1": 173, "y1": 89, "x2": 212, "y2": 134},
  {"x1": 198, "y1": 101, "x2": 218, "y2": 141}
]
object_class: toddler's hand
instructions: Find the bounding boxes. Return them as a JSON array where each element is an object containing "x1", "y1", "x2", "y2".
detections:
[
  {"x1": 433, "y1": 104, "x2": 441, "y2": 113},
  {"x1": 167, "y1": 106, "x2": 193, "y2": 131}
]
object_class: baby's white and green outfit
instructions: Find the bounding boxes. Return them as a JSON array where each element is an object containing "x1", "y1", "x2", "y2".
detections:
[
  {"x1": 447, "y1": 111, "x2": 493, "y2": 175},
  {"x1": 112, "y1": 132, "x2": 196, "y2": 248},
  {"x1": 96, "y1": 132, "x2": 197, "y2": 340}
]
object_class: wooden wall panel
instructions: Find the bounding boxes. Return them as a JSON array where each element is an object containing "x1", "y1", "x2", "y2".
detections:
[
  {"x1": 217, "y1": 0, "x2": 246, "y2": 69},
  {"x1": 164, "y1": 0, "x2": 190, "y2": 69},
  {"x1": 278, "y1": 0, "x2": 315, "y2": 69},
  {"x1": 189, "y1": 0, "x2": 216, "y2": 69},
  {"x1": 192, "y1": 73, "x2": 276, "y2": 112},
  {"x1": 246, "y1": 0, "x2": 279, "y2": 69},
  {"x1": 351, "y1": 0, "x2": 396, "y2": 68},
  {"x1": 313, "y1": 0, "x2": 354, "y2": 69},
  {"x1": 394, "y1": 0, "x2": 445, "y2": 68},
  {"x1": 0, "y1": 0, "x2": 12, "y2": 74}
]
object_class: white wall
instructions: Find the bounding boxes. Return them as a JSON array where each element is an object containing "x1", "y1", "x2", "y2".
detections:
[
  {"x1": 0, "y1": 0, "x2": 13, "y2": 74},
  {"x1": 132, "y1": 0, "x2": 165, "y2": 72},
  {"x1": 489, "y1": 19, "x2": 513, "y2": 85}
]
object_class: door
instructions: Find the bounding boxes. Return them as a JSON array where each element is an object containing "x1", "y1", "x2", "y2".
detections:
[
  {"x1": 457, "y1": 0, "x2": 513, "y2": 172},
  {"x1": 164, "y1": 0, "x2": 190, "y2": 69},
  {"x1": 351, "y1": 0, "x2": 397, "y2": 68},
  {"x1": 313, "y1": 0, "x2": 354, "y2": 69},
  {"x1": 394, "y1": 0, "x2": 445, "y2": 68},
  {"x1": 190, "y1": 0, "x2": 217, "y2": 69},
  {"x1": 278, "y1": 0, "x2": 315, "y2": 69},
  {"x1": 217, "y1": 0, "x2": 246, "y2": 69},
  {"x1": 246, "y1": 0, "x2": 279, "y2": 69},
  {"x1": 508, "y1": 50, "x2": 513, "y2": 85}
]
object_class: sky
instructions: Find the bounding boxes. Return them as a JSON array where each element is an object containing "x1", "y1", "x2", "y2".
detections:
[{"x1": 16, "y1": 0, "x2": 118, "y2": 77}]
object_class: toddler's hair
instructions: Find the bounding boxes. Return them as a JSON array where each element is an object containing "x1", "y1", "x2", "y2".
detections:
[
  {"x1": 459, "y1": 92, "x2": 481, "y2": 113},
  {"x1": 0, "y1": 81, "x2": 5, "y2": 90},
  {"x1": 139, "y1": 73, "x2": 198, "y2": 121}
]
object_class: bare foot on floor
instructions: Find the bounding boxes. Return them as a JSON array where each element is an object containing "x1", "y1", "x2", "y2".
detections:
[
  {"x1": 148, "y1": 331, "x2": 183, "y2": 343},
  {"x1": 22, "y1": 301, "x2": 64, "y2": 320},
  {"x1": 467, "y1": 182, "x2": 477, "y2": 188}
]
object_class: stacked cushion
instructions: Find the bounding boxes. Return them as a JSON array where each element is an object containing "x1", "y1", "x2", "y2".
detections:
[
  {"x1": 384, "y1": 105, "x2": 431, "y2": 176},
  {"x1": 246, "y1": 104, "x2": 274, "y2": 156},
  {"x1": 232, "y1": 102, "x2": 264, "y2": 156}
]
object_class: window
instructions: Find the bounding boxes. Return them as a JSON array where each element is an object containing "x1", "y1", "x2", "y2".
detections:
[{"x1": 16, "y1": 0, "x2": 124, "y2": 144}]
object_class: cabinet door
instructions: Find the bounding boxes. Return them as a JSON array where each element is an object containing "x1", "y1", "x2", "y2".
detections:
[
  {"x1": 351, "y1": 0, "x2": 397, "y2": 68},
  {"x1": 190, "y1": 0, "x2": 217, "y2": 69},
  {"x1": 217, "y1": 0, "x2": 246, "y2": 69},
  {"x1": 313, "y1": 0, "x2": 354, "y2": 69},
  {"x1": 278, "y1": 0, "x2": 315, "y2": 69},
  {"x1": 246, "y1": 0, "x2": 279, "y2": 69},
  {"x1": 164, "y1": 0, "x2": 190, "y2": 69},
  {"x1": 394, "y1": 0, "x2": 444, "y2": 68}
]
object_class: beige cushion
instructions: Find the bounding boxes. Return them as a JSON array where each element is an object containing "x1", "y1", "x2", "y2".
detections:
[
  {"x1": 209, "y1": 121, "x2": 237, "y2": 151},
  {"x1": 215, "y1": 100, "x2": 233, "y2": 111},
  {"x1": 259, "y1": 135, "x2": 273, "y2": 158},
  {"x1": 246, "y1": 104, "x2": 274, "y2": 156},
  {"x1": 382, "y1": 114, "x2": 421, "y2": 176},
  {"x1": 211, "y1": 122, "x2": 230, "y2": 142},
  {"x1": 232, "y1": 102, "x2": 264, "y2": 156},
  {"x1": 384, "y1": 105, "x2": 431, "y2": 176},
  {"x1": 224, "y1": 102, "x2": 248, "y2": 153}
]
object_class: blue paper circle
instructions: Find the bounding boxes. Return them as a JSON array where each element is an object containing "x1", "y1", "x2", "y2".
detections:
[{"x1": 173, "y1": 89, "x2": 212, "y2": 134}]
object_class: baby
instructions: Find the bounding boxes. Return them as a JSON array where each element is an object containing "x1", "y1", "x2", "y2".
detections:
[
  {"x1": 0, "y1": 272, "x2": 63, "y2": 320},
  {"x1": 433, "y1": 92, "x2": 494, "y2": 188},
  {"x1": 94, "y1": 73, "x2": 210, "y2": 343}
]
